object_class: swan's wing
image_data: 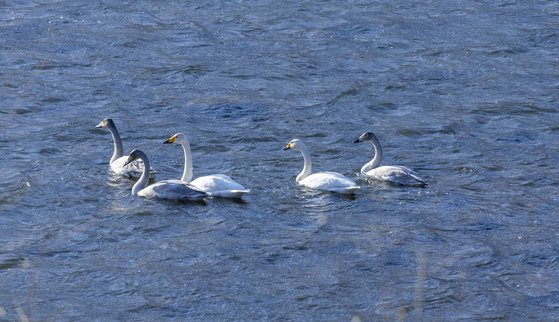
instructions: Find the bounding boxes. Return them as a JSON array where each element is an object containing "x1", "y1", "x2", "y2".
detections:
[
  {"x1": 366, "y1": 166, "x2": 426, "y2": 186},
  {"x1": 300, "y1": 172, "x2": 359, "y2": 192},
  {"x1": 111, "y1": 156, "x2": 142, "y2": 177},
  {"x1": 111, "y1": 156, "x2": 156, "y2": 178},
  {"x1": 191, "y1": 174, "x2": 248, "y2": 196},
  {"x1": 138, "y1": 180, "x2": 207, "y2": 200},
  {"x1": 207, "y1": 174, "x2": 234, "y2": 181}
]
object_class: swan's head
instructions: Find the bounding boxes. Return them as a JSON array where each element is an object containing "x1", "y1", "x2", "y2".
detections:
[
  {"x1": 124, "y1": 149, "x2": 142, "y2": 166},
  {"x1": 354, "y1": 131, "x2": 376, "y2": 143},
  {"x1": 283, "y1": 139, "x2": 303, "y2": 151},
  {"x1": 163, "y1": 133, "x2": 186, "y2": 144},
  {"x1": 96, "y1": 118, "x2": 115, "y2": 129}
]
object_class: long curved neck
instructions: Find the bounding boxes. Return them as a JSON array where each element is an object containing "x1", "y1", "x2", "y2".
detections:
[
  {"x1": 296, "y1": 145, "x2": 312, "y2": 182},
  {"x1": 361, "y1": 135, "x2": 383, "y2": 173},
  {"x1": 107, "y1": 123, "x2": 123, "y2": 163},
  {"x1": 179, "y1": 139, "x2": 193, "y2": 183},
  {"x1": 132, "y1": 152, "x2": 150, "y2": 195}
]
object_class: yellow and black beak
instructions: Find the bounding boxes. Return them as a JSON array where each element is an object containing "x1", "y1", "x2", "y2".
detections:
[
  {"x1": 163, "y1": 135, "x2": 176, "y2": 144},
  {"x1": 95, "y1": 122, "x2": 103, "y2": 128},
  {"x1": 283, "y1": 142, "x2": 293, "y2": 150}
]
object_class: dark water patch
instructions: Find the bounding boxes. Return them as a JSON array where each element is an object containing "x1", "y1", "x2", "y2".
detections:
[
  {"x1": 0, "y1": 256, "x2": 26, "y2": 270},
  {"x1": 474, "y1": 100, "x2": 558, "y2": 116},
  {"x1": 486, "y1": 45, "x2": 530, "y2": 57},
  {"x1": 38, "y1": 147, "x2": 62, "y2": 155},
  {"x1": 40, "y1": 96, "x2": 65, "y2": 104},
  {"x1": 14, "y1": 106, "x2": 43, "y2": 115}
]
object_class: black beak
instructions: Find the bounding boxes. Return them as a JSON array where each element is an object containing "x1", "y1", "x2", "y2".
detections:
[
  {"x1": 123, "y1": 156, "x2": 134, "y2": 166},
  {"x1": 163, "y1": 139, "x2": 172, "y2": 144},
  {"x1": 283, "y1": 146, "x2": 290, "y2": 150},
  {"x1": 353, "y1": 139, "x2": 361, "y2": 143}
]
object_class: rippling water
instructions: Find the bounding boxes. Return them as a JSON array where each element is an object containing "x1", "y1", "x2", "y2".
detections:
[{"x1": 1, "y1": 0, "x2": 558, "y2": 320}]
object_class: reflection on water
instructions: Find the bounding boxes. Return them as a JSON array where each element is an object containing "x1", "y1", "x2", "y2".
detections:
[{"x1": 1, "y1": 0, "x2": 559, "y2": 320}]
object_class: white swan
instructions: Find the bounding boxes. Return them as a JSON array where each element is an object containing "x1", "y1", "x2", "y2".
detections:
[
  {"x1": 124, "y1": 149, "x2": 207, "y2": 201},
  {"x1": 96, "y1": 118, "x2": 155, "y2": 178},
  {"x1": 354, "y1": 131, "x2": 427, "y2": 187},
  {"x1": 163, "y1": 133, "x2": 250, "y2": 198},
  {"x1": 283, "y1": 139, "x2": 359, "y2": 194}
]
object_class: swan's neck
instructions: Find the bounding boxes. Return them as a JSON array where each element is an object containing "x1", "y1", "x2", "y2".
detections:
[
  {"x1": 296, "y1": 145, "x2": 312, "y2": 182},
  {"x1": 361, "y1": 136, "x2": 383, "y2": 173},
  {"x1": 179, "y1": 140, "x2": 193, "y2": 183},
  {"x1": 107, "y1": 123, "x2": 123, "y2": 164},
  {"x1": 132, "y1": 152, "x2": 150, "y2": 195}
]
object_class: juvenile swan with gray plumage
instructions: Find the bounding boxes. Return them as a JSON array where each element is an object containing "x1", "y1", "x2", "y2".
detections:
[
  {"x1": 354, "y1": 132, "x2": 426, "y2": 187},
  {"x1": 96, "y1": 118, "x2": 155, "y2": 178},
  {"x1": 124, "y1": 149, "x2": 207, "y2": 201}
]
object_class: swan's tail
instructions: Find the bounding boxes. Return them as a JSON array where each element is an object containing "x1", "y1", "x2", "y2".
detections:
[
  {"x1": 330, "y1": 186, "x2": 360, "y2": 194},
  {"x1": 208, "y1": 189, "x2": 250, "y2": 198}
]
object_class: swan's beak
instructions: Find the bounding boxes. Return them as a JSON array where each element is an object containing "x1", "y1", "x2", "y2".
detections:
[
  {"x1": 95, "y1": 122, "x2": 103, "y2": 128},
  {"x1": 163, "y1": 136, "x2": 176, "y2": 144},
  {"x1": 123, "y1": 155, "x2": 134, "y2": 166},
  {"x1": 283, "y1": 143, "x2": 292, "y2": 150},
  {"x1": 353, "y1": 138, "x2": 361, "y2": 143}
]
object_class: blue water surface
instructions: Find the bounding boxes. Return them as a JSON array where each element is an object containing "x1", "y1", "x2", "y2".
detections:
[{"x1": 1, "y1": 0, "x2": 558, "y2": 320}]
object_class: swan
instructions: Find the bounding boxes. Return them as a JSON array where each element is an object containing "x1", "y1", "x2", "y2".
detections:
[
  {"x1": 124, "y1": 149, "x2": 207, "y2": 201},
  {"x1": 96, "y1": 118, "x2": 155, "y2": 178},
  {"x1": 354, "y1": 131, "x2": 427, "y2": 187},
  {"x1": 283, "y1": 139, "x2": 359, "y2": 194},
  {"x1": 163, "y1": 133, "x2": 250, "y2": 198}
]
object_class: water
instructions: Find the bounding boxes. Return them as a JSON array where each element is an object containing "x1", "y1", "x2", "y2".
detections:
[{"x1": 1, "y1": 0, "x2": 558, "y2": 320}]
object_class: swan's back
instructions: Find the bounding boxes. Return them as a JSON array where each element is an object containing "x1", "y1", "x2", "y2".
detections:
[
  {"x1": 365, "y1": 166, "x2": 426, "y2": 187},
  {"x1": 190, "y1": 174, "x2": 250, "y2": 198},
  {"x1": 111, "y1": 156, "x2": 144, "y2": 177},
  {"x1": 299, "y1": 171, "x2": 359, "y2": 194},
  {"x1": 138, "y1": 180, "x2": 207, "y2": 201}
]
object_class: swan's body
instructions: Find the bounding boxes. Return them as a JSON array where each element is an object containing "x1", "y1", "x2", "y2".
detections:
[
  {"x1": 354, "y1": 132, "x2": 426, "y2": 187},
  {"x1": 298, "y1": 171, "x2": 359, "y2": 194},
  {"x1": 189, "y1": 175, "x2": 248, "y2": 198},
  {"x1": 283, "y1": 139, "x2": 359, "y2": 194},
  {"x1": 164, "y1": 133, "x2": 249, "y2": 198},
  {"x1": 125, "y1": 149, "x2": 207, "y2": 201},
  {"x1": 109, "y1": 156, "x2": 145, "y2": 178},
  {"x1": 96, "y1": 118, "x2": 155, "y2": 178},
  {"x1": 363, "y1": 165, "x2": 425, "y2": 186}
]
